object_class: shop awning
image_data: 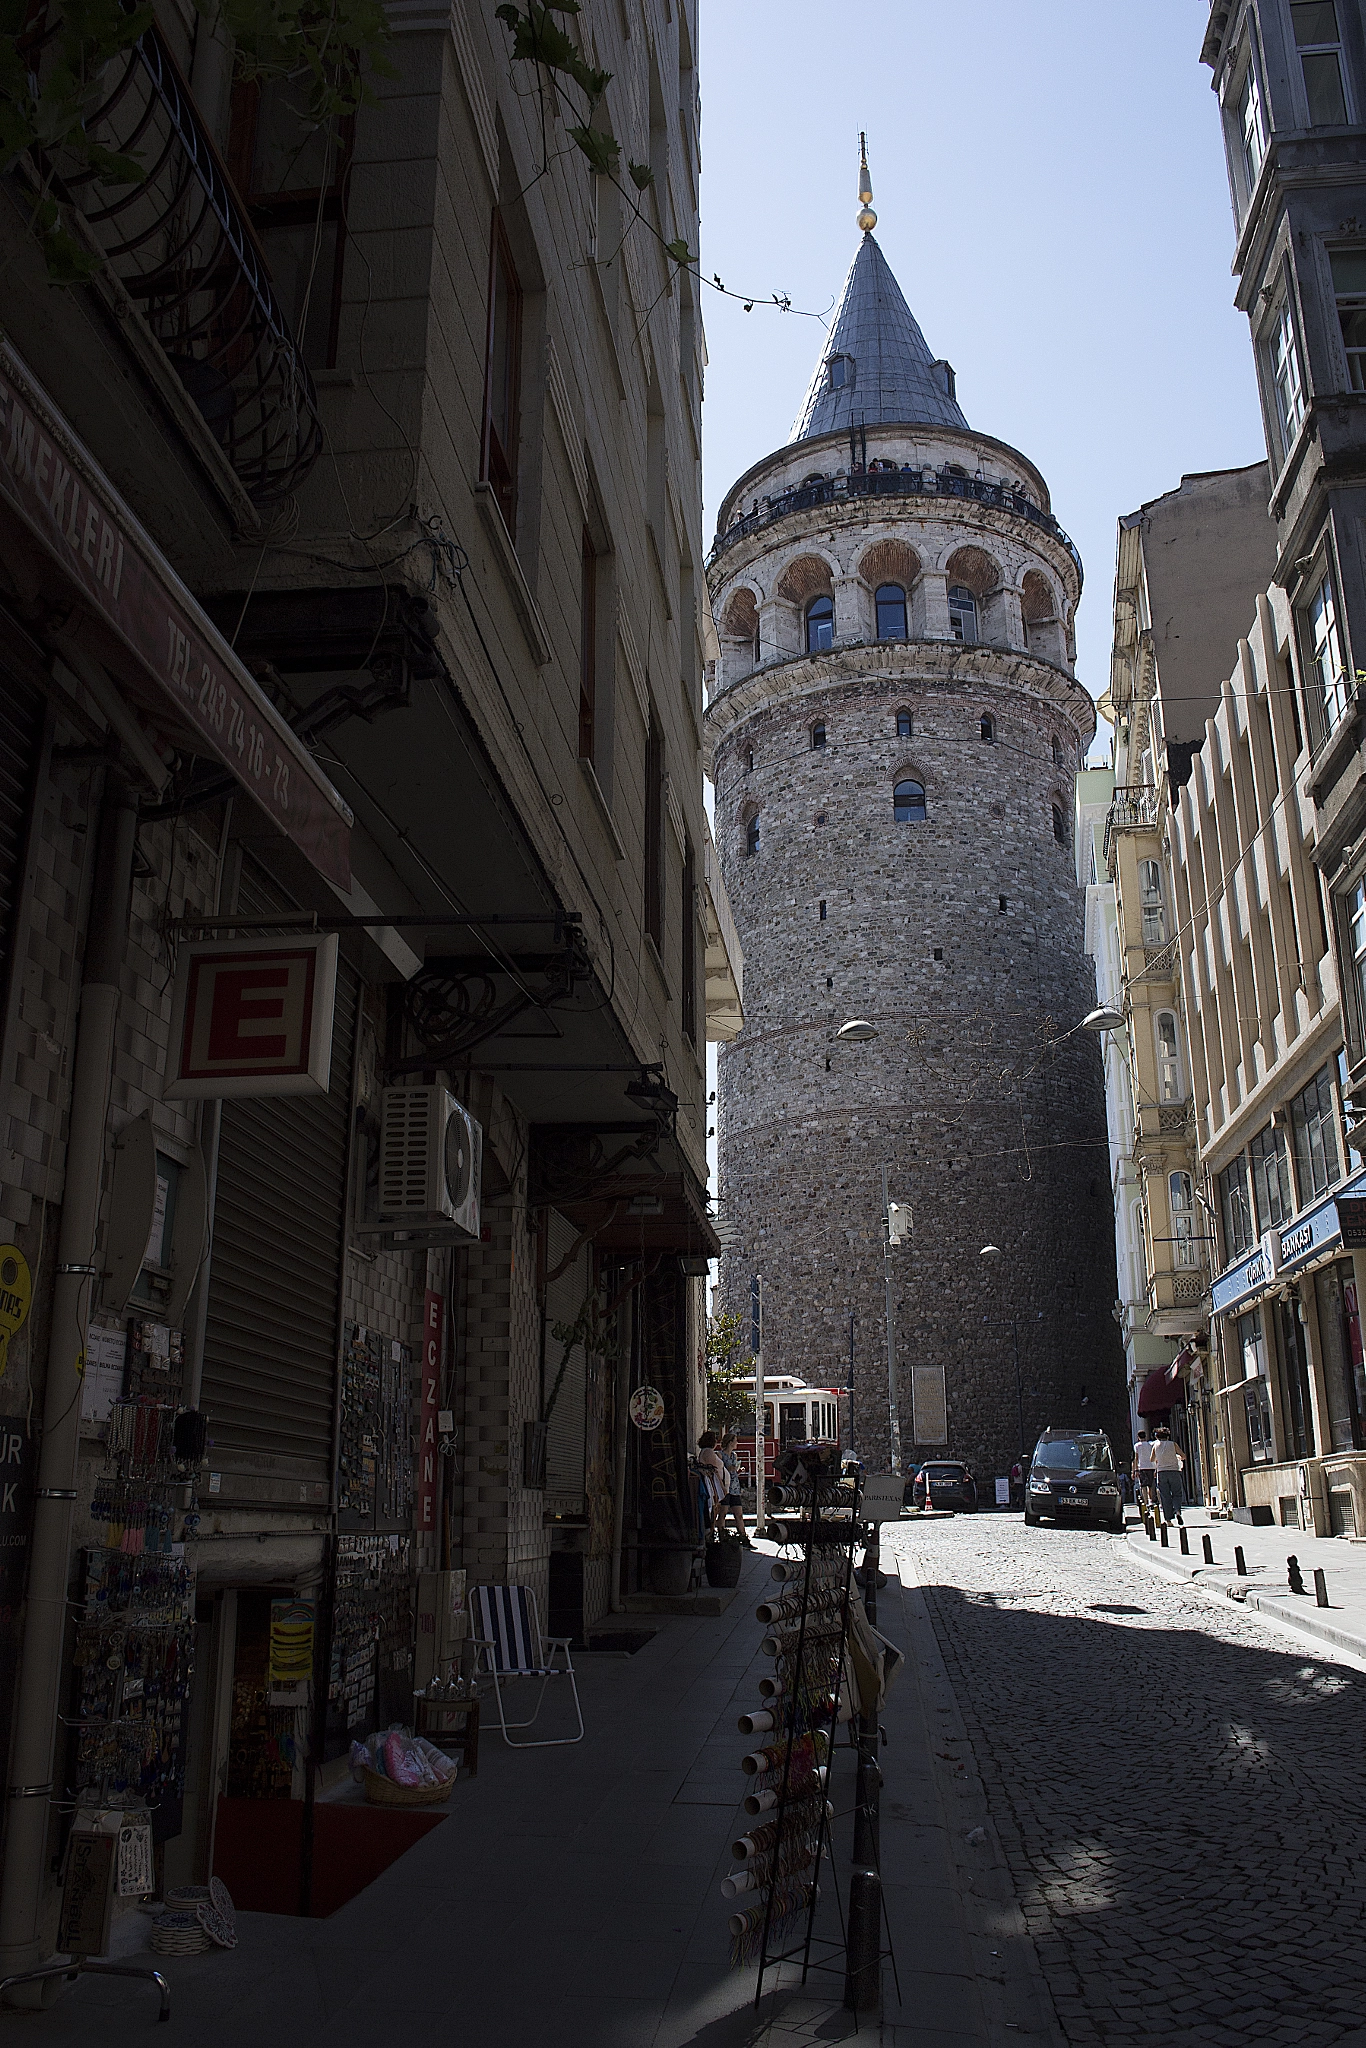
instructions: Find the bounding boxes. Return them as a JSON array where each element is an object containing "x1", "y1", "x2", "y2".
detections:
[
  {"x1": 0, "y1": 343, "x2": 351, "y2": 886},
  {"x1": 1137, "y1": 1364, "x2": 1186, "y2": 1415}
]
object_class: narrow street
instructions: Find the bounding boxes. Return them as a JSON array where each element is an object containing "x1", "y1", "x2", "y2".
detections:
[
  {"x1": 17, "y1": 1514, "x2": 1366, "y2": 2046},
  {"x1": 888, "y1": 1516, "x2": 1366, "y2": 2048}
]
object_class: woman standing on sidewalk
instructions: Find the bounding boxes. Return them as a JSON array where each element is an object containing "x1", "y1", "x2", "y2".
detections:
[{"x1": 1151, "y1": 1427, "x2": 1185, "y2": 1527}]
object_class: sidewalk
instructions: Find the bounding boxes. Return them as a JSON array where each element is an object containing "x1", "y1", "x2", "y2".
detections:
[
  {"x1": 1126, "y1": 1505, "x2": 1366, "y2": 1661},
  {"x1": 6, "y1": 1541, "x2": 1045, "y2": 2048}
]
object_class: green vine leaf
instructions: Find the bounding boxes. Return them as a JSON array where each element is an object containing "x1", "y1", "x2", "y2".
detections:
[
  {"x1": 627, "y1": 159, "x2": 652, "y2": 189},
  {"x1": 664, "y1": 237, "x2": 691, "y2": 265},
  {"x1": 569, "y1": 121, "x2": 617, "y2": 175}
]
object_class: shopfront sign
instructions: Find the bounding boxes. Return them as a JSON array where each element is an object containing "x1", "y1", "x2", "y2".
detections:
[
  {"x1": 1337, "y1": 1195, "x2": 1366, "y2": 1250},
  {"x1": 1211, "y1": 1249, "x2": 1268, "y2": 1316},
  {"x1": 165, "y1": 933, "x2": 337, "y2": 1097},
  {"x1": 0, "y1": 344, "x2": 351, "y2": 886},
  {"x1": 418, "y1": 1289, "x2": 443, "y2": 1535}
]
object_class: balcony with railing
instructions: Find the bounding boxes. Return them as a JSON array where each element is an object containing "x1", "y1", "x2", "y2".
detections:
[
  {"x1": 27, "y1": 18, "x2": 321, "y2": 506},
  {"x1": 1102, "y1": 783, "x2": 1159, "y2": 863},
  {"x1": 709, "y1": 466, "x2": 1084, "y2": 585}
]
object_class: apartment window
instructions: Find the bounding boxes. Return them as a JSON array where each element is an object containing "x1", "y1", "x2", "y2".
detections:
[
  {"x1": 1291, "y1": 1064, "x2": 1341, "y2": 1201},
  {"x1": 1238, "y1": 53, "x2": 1267, "y2": 191},
  {"x1": 893, "y1": 779, "x2": 927, "y2": 824},
  {"x1": 681, "y1": 834, "x2": 697, "y2": 1044},
  {"x1": 876, "y1": 584, "x2": 908, "y2": 640},
  {"x1": 1349, "y1": 880, "x2": 1366, "y2": 1046},
  {"x1": 1249, "y1": 1122, "x2": 1294, "y2": 1230},
  {"x1": 1268, "y1": 296, "x2": 1307, "y2": 454},
  {"x1": 482, "y1": 214, "x2": 523, "y2": 536},
  {"x1": 896, "y1": 710, "x2": 913, "y2": 739},
  {"x1": 1292, "y1": 1, "x2": 1349, "y2": 124},
  {"x1": 579, "y1": 529, "x2": 598, "y2": 762},
  {"x1": 948, "y1": 586, "x2": 978, "y2": 644},
  {"x1": 1220, "y1": 1157, "x2": 1256, "y2": 1259},
  {"x1": 1155, "y1": 1011, "x2": 1183, "y2": 1102},
  {"x1": 644, "y1": 715, "x2": 664, "y2": 947},
  {"x1": 806, "y1": 597, "x2": 834, "y2": 653},
  {"x1": 1331, "y1": 248, "x2": 1366, "y2": 390},
  {"x1": 227, "y1": 86, "x2": 352, "y2": 372},
  {"x1": 1169, "y1": 1172, "x2": 1200, "y2": 1268},
  {"x1": 1304, "y1": 569, "x2": 1350, "y2": 738},
  {"x1": 1240, "y1": 1309, "x2": 1274, "y2": 1462},
  {"x1": 1139, "y1": 859, "x2": 1166, "y2": 947}
]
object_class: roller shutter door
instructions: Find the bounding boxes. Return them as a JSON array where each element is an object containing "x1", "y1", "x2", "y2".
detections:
[{"x1": 199, "y1": 857, "x2": 358, "y2": 1486}]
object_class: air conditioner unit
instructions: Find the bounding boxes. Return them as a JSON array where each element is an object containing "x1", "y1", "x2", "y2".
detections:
[{"x1": 375, "y1": 1086, "x2": 482, "y2": 1241}]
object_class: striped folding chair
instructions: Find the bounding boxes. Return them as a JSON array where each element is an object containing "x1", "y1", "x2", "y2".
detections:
[{"x1": 468, "y1": 1585, "x2": 585, "y2": 1748}]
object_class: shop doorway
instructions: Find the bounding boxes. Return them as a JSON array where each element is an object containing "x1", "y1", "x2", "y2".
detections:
[
  {"x1": 1275, "y1": 1299, "x2": 1316, "y2": 1460},
  {"x1": 1315, "y1": 1260, "x2": 1366, "y2": 1451}
]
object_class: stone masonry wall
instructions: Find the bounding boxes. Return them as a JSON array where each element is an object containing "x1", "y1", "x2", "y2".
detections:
[{"x1": 712, "y1": 656, "x2": 1127, "y2": 1480}]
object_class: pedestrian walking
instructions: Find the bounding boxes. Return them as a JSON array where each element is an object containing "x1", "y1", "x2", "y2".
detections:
[
  {"x1": 1133, "y1": 1430, "x2": 1158, "y2": 1517},
  {"x1": 1151, "y1": 1426, "x2": 1185, "y2": 1526},
  {"x1": 716, "y1": 1430, "x2": 751, "y2": 1545},
  {"x1": 696, "y1": 1431, "x2": 728, "y2": 1536}
]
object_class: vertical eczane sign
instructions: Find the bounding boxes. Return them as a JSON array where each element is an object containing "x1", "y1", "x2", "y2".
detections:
[
  {"x1": 165, "y1": 933, "x2": 338, "y2": 1098},
  {"x1": 419, "y1": 1288, "x2": 443, "y2": 1535}
]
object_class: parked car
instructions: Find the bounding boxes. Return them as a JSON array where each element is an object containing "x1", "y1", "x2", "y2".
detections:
[
  {"x1": 1024, "y1": 1428, "x2": 1124, "y2": 1532},
  {"x1": 908, "y1": 1460, "x2": 978, "y2": 1511}
]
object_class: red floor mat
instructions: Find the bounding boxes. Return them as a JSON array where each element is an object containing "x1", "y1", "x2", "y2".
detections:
[{"x1": 212, "y1": 1796, "x2": 446, "y2": 1916}]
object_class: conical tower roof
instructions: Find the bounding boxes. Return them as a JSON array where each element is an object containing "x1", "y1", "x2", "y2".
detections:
[{"x1": 791, "y1": 232, "x2": 968, "y2": 441}]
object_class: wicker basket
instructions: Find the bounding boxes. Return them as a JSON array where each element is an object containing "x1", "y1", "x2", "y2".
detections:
[{"x1": 362, "y1": 1765, "x2": 456, "y2": 1808}]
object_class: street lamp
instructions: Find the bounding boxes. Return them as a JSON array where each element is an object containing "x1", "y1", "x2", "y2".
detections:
[
  {"x1": 830, "y1": 1017, "x2": 904, "y2": 1474},
  {"x1": 1082, "y1": 1005, "x2": 1125, "y2": 1033},
  {"x1": 980, "y1": 1244, "x2": 1027, "y2": 1485}
]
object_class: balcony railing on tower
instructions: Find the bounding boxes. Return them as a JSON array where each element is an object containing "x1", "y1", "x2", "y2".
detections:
[
  {"x1": 26, "y1": 17, "x2": 322, "y2": 507},
  {"x1": 709, "y1": 465, "x2": 1084, "y2": 585}
]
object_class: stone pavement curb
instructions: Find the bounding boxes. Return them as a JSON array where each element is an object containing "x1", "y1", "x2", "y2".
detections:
[{"x1": 1125, "y1": 1528, "x2": 1366, "y2": 1664}]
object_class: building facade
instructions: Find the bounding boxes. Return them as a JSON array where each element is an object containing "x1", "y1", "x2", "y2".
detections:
[
  {"x1": 0, "y1": 0, "x2": 738, "y2": 1980},
  {"x1": 706, "y1": 167, "x2": 1126, "y2": 1482}
]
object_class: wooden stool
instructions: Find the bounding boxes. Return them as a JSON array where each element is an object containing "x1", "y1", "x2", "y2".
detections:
[{"x1": 415, "y1": 1695, "x2": 480, "y2": 1778}]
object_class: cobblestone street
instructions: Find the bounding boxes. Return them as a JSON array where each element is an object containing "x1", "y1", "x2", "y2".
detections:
[{"x1": 887, "y1": 1516, "x2": 1366, "y2": 2048}]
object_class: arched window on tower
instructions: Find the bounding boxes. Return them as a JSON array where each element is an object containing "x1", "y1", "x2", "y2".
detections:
[
  {"x1": 893, "y1": 779, "x2": 927, "y2": 824},
  {"x1": 980, "y1": 713, "x2": 995, "y2": 744},
  {"x1": 896, "y1": 710, "x2": 913, "y2": 739},
  {"x1": 806, "y1": 595, "x2": 834, "y2": 653},
  {"x1": 745, "y1": 813, "x2": 760, "y2": 857},
  {"x1": 811, "y1": 722, "x2": 827, "y2": 749},
  {"x1": 876, "y1": 584, "x2": 908, "y2": 641},
  {"x1": 1052, "y1": 734, "x2": 1065, "y2": 769},
  {"x1": 948, "y1": 585, "x2": 978, "y2": 644},
  {"x1": 1052, "y1": 803, "x2": 1068, "y2": 846},
  {"x1": 744, "y1": 747, "x2": 754, "y2": 775}
]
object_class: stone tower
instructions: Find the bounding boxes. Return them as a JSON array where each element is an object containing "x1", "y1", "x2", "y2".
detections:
[{"x1": 707, "y1": 157, "x2": 1126, "y2": 1477}]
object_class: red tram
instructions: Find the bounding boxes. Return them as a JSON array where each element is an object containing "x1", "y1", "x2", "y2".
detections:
[{"x1": 732, "y1": 1376, "x2": 846, "y2": 1485}]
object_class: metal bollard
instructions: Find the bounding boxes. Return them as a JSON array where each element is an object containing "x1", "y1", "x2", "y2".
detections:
[
  {"x1": 1179, "y1": 1527, "x2": 1189, "y2": 1555},
  {"x1": 1202, "y1": 1534, "x2": 1214, "y2": 1565},
  {"x1": 1235, "y1": 1546, "x2": 1247, "y2": 1576},
  {"x1": 1314, "y1": 1568, "x2": 1329, "y2": 1609},
  {"x1": 1160, "y1": 1524, "x2": 1169, "y2": 1548},
  {"x1": 843, "y1": 1867, "x2": 882, "y2": 2013},
  {"x1": 1147, "y1": 1518, "x2": 1157, "y2": 1542},
  {"x1": 1287, "y1": 1555, "x2": 1305, "y2": 1596}
]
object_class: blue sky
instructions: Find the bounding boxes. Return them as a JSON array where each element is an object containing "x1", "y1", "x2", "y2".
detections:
[{"x1": 696, "y1": 0, "x2": 1267, "y2": 755}]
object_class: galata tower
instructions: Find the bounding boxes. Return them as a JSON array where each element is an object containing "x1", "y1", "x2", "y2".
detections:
[{"x1": 707, "y1": 153, "x2": 1126, "y2": 1478}]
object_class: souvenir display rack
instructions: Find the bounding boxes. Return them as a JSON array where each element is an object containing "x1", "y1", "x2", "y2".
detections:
[
  {"x1": 725, "y1": 1447, "x2": 858, "y2": 2003},
  {"x1": 337, "y1": 1323, "x2": 414, "y2": 1531},
  {"x1": 326, "y1": 1533, "x2": 415, "y2": 1755},
  {"x1": 70, "y1": 1320, "x2": 199, "y2": 1839}
]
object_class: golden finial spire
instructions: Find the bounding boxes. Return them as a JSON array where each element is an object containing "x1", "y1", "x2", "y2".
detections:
[{"x1": 857, "y1": 131, "x2": 877, "y2": 234}]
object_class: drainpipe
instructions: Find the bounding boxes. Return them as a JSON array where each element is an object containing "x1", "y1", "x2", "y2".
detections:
[
  {"x1": 608, "y1": 1272, "x2": 634, "y2": 1612},
  {"x1": 0, "y1": 778, "x2": 138, "y2": 1988}
]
